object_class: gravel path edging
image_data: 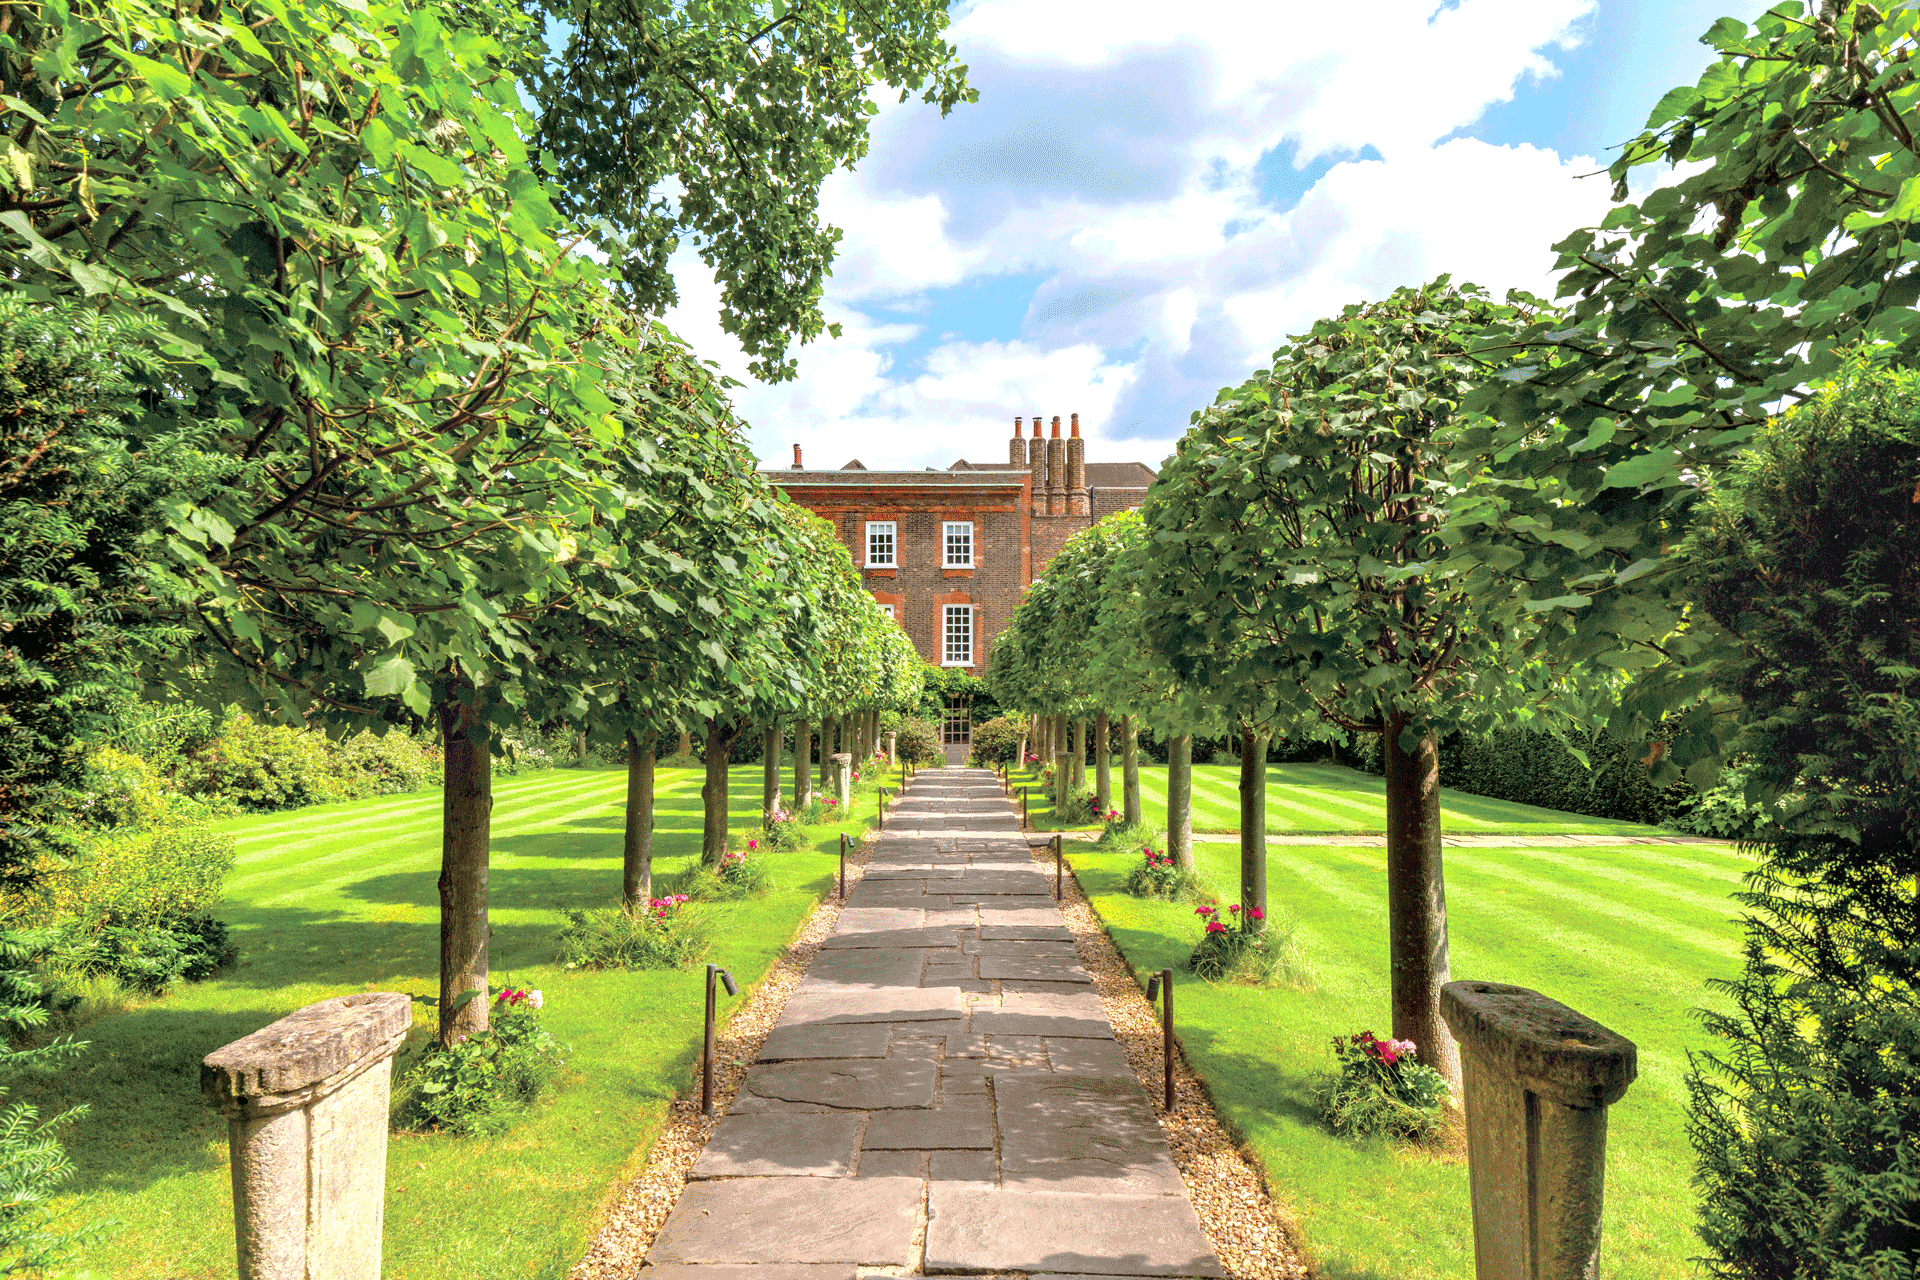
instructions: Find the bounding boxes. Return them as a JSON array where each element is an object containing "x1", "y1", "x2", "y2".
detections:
[
  {"x1": 568, "y1": 828, "x2": 881, "y2": 1280},
  {"x1": 1031, "y1": 838, "x2": 1311, "y2": 1280}
]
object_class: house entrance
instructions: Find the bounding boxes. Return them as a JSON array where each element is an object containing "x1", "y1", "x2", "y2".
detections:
[{"x1": 942, "y1": 695, "x2": 972, "y2": 745}]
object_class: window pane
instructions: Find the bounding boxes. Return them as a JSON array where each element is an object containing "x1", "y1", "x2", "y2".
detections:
[
  {"x1": 866, "y1": 521, "x2": 895, "y2": 566},
  {"x1": 943, "y1": 604, "x2": 972, "y2": 664},
  {"x1": 943, "y1": 521, "x2": 972, "y2": 567}
]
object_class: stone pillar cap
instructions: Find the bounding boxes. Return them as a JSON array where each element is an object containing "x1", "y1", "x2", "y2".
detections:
[
  {"x1": 830, "y1": 752, "x2": 852, "y2": 762},
  {"x1": 204, "y1": 992, "x2": 412, "y2": 1110},
  {"x1": 1440, "y1": 981, "x2": 1636, "y2": 1108}
]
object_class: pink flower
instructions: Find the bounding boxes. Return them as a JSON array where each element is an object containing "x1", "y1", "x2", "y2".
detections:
[
  {"x1": 1227, "y1": 904, "x2": 1240, "y2": 914},
  {"x1": 1250, "y1": 907, "x2": 1264, "y2": 921},
  {"x1": 748, "y1": 839, "x2": 758, "y2": 850},
  {"x1": 1194, "y1": 905, "x2": 1215, "y2": 916},
  {"x1": 1205, "y1": 921, "x2": 1228, "y2": 934}
]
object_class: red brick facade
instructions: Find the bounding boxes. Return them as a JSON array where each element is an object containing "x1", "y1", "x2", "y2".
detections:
[{"x1": 768, "y1": 416, "x2": 1154, "y2": 677}]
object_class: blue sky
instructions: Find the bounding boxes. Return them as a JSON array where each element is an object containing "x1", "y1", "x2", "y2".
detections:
[{"x1": 663, "y1": 0, "x2": 1769, "y2": 472}]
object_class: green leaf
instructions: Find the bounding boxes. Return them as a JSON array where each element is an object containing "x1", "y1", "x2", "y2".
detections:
[{"x1": 364, "y1": 655, "x2": 416, "y2": 698}]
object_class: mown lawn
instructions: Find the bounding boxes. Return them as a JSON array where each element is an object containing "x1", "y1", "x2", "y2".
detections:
[
  {"x1": 1013, "y1": 760, "x2": 1667, "y2": 836},
  {"x1": 32, "y1": 762, "x2": 878, "y2": 1280},
  {"x1": 1067, "y1": 833, "x2": 1749, "y2": 1279}
]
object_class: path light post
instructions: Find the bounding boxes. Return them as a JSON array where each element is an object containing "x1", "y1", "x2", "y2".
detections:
[
  {"x1": 1440, "y1": 981, "x2": 1637, "y2": 1280},
  {"x1": 702, "y1": 964, "x2": 739, "y2": 1118},
  {"x1": 879, "y1": 787, "x2": 888, "y2": 829},
  {"x1": 1053, "y1": 833, "x2": 1063, "y2": 900},
  {"x1": 838, "y1": 832, "x2": 848, "y2": 901},
  {"x1": 1143, "y1": 968, "x2": 1174, "y2": 1111},
  {"x1": 1021, "y1": 789, "x2": 1028, "y2": 831}
]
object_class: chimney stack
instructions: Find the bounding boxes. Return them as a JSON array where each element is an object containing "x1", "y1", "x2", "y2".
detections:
[
  {"x1": 792, "y1": 444, "x2": 804, "y2": 469},
  {"x1": 1009, "y1": 417, "x2": 1025, "y2": 467},
  {"x1": 1046, "y1": 416, "x2": 1067, "y2": 516},
  {"x1": 1027, "y1": 411, "x2": 1047, "y2": 511},
  {"x1": 1067, "y1": 412, "x2": 1089, "y2": 515}
]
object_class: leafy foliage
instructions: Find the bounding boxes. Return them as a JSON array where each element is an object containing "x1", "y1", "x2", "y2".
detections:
[
  {"x1": 1316, "y1": 1031, "x2": 1451, "y2": 1143},
  {"x1": 534, "y1": 0, "x2": 973, "y2": 381},
  {"x1": 891, "y1": 715, "x2": 942, "y2": 767},
  {"x1": 1122, "y1": 844, "x2": 1204, "y2": 902},
  {"x1": 401, "y1": 990, "x2": 567, "y2": 1137},
  {"x1": 967, "y1": 713, "x2": 1024, "y2": 766},
  {"x1": 1681, "y1": 363, "x2": 1920, "y2": 1277},
  {"x1": 556, "y1": 901, "x2": 711, "y2": 972},
  {"x1": 0, "y1": 300, "x2": 176, "y2": 885}
]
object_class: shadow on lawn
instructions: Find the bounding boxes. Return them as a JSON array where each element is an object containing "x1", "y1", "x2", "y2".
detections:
[{"x1": 18, "y1": 1005, "x2": 281, "y2": 1197}]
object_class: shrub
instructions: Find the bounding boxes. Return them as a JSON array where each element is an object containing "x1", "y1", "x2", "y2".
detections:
[
  {"x1": 1054, "y1": 789, "x2": 1098, "y2": 826},
  {"x1": 1678, "y1": 362, "x2": 1920, "y2": 1278},
  {"x1": 556, "y1": 899, "x2": 710, "y2": 971},
  {"x1": 180, "y1": 712, "x2": 340, "y2": 810},
  {"x1": 31, "y1": 815, "x2": 234, "y2": 931},
  {"x1": 401, "y1": 988, "x2": 567, "y2": 1137},
  {"x1": 968, "y1": 714, "x2": 1024, "y2": 766},
  {"x1": 45, "y1": 915, "x2": 234, "y2": 996},
  {"x1": 761, "y1": 806, "x2": 808, "y2": 851},
  {"x1": 1316, "y1": 1030, "x2": 1451, "y2": 1142},
  {"x1": 1187, "y1": 904, "x2": 1311, "y2": 988},
  {"x1": 713, "y1": 841, "x2": 776, "y2": 897},
  {"x1": 329, "y1": 729, "x2": 440, "y2": 798},
  {"x1": 892, "y1": 715, "x2": 943, "y2": 766},
  {"x1": 1123, "y1": 845, "x2": 1204, "y2": 902}
]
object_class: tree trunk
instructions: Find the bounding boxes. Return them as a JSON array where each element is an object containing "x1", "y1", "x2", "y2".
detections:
[
  {"x1": 793, "y1": 720, "x2": 813, "y2": 809},
  {"x1": 763, "y1": 724, "x2": 781, "y2": 818},
  {"x1": 1122, "y1": 715, "x2": 1141, "y2": 824},
  {"x1": 676, "y1": 729, "x2": 692, "y2": 758},
  {"x1": 1239, "y1": 724, "x2": 1267, "y2": 924},
  {"x1": 1383, "y1": 710, "x2": 1461, "y2": 1094},
  {"x1": 1168, "y1": 732, "x2": 1194, "y2": 872},
  {"x1": 1073, "y1": 720, "x2": 1088, "y2": 791},
  {"x1": 1094, "y1": 712, "x2": 1111, "y2": 815},
  {"x1": 622, "y1": 731, "x2": 655, "y2": 910},
  {"x1": 702, "y1": 716, "x2": 740, "y2": 866},
  {"x1": 820, "y1": 715, "x2": 837, "y2": 788},
  {"x1": 438, "y1": 694, "x2": 492, "y2": 1047}
]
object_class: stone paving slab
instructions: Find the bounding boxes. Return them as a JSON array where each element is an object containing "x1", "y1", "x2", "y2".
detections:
[
  {"x1": 651, "y1": 1178, "x2": 922, "y2": 1265},
  {"x1": 924, "y1": 1185, "x2": 1224, "y2": 1276},
  {"x1": 640, "y1": 767, "x2": 1223, "y2": 1280},
  {"x1": 690, "y1": 1113, "x2": 861, "y2": 1179},
  {"x1": 641, "y1": 1266, "x2": 858, "y2": 1280},
  {"x1": 757, "y1": 1023, "x2": 892, "y2": 1061},
  {"x1": 995, "y1": 1076, "x2": 1186, "y2": 1195},
  {"x1": 745, "y1": 1055, "x2": 937, "y2": 1109}
]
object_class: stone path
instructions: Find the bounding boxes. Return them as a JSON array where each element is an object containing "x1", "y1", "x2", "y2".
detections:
[{"x1": 639, "y1": 768, "x2": 1225, "y2": 1280}]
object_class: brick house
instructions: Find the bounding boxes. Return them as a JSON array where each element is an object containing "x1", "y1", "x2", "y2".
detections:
[{"x1": 767, "y1": 414, "x2": 1155, "y2": 739}]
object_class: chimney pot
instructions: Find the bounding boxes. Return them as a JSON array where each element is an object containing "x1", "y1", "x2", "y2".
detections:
[
  {"x1": 792, "y1": 444, "x2": 803, "y2": 469},
  {"x1": 1031, "y1": 416, "x2": 1042, "y2": 438},
  {"x1": 1070, "y1": 412, "x2": 1080, "y2": 439},
  {"x1": 1050, "y1": 415, "x2": 1062, "y2": 439}
]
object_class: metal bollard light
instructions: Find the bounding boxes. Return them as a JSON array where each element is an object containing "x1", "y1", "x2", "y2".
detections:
[
  {"x1": 1440, "y1": 981, "x2": 1637, "y2": 1280},
  {"x1": 879, "y1": 787, "x2": 888, "y2": 829},
  {"x1": 1021, "y1": 789, "x2": 1029, "y2": 831},
  {"x1": 702, "y1": 964, "x2": 739, "y2": 1118},
  {"x1": 1143, "y1": 968, "x2": 1174, "y2": 1111},
  {"x1": 838, "y1": 832, "x2": 848, "y2": 901},
  {"x1": 1053, "y1": 833, "x2": 1063, "y2": 900}
]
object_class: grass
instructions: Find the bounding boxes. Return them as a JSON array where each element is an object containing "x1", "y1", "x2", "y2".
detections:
[
  {"x1": 1011, "y1": 760, "x2": 1669, "y2": 836},
  {"x1": 1066, "y1": 830, "x2": 1750, "y2": 1279},
  {"x1": 28, "y1": 760, "x2": 883, "y2": 1280}
]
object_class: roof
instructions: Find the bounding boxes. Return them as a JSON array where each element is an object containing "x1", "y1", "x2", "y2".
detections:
[
  {"x1": 1085, "y1": 461, "x2": 1156, "y2": 487},
  {"x1": 768, "y1": 469, "x2": 1029, "y2": 486}
]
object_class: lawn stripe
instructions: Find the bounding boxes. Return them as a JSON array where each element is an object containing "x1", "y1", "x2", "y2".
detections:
[
  {"x1": 228, "y1": 777, "x2": 634, "y2": 896},
  {"x1": 1439, "y1": 850, "x2": 1742, "y2": 962},
  {"x1": 214, "y1": 770, "x2": 607, "y2": 839},
  {"x1": 1307, "y1": 847, "x2": 1734, "y2": 1006},
  {"x1": 1486, "y1": 846, "x2": 1752, "y2": 914},
  {"x1": 225, "y1": 771, "x2": 623, "y2": 861}
]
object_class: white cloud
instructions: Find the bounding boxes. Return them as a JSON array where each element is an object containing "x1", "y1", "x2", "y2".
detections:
[{"x1": 659, "y1": 0, "x2": 1628, "y2": 469}]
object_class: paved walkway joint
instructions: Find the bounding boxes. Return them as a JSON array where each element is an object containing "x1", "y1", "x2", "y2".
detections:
[{"x1": 640, "y1": 767, "x2": 1225, "y2": 1279}]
